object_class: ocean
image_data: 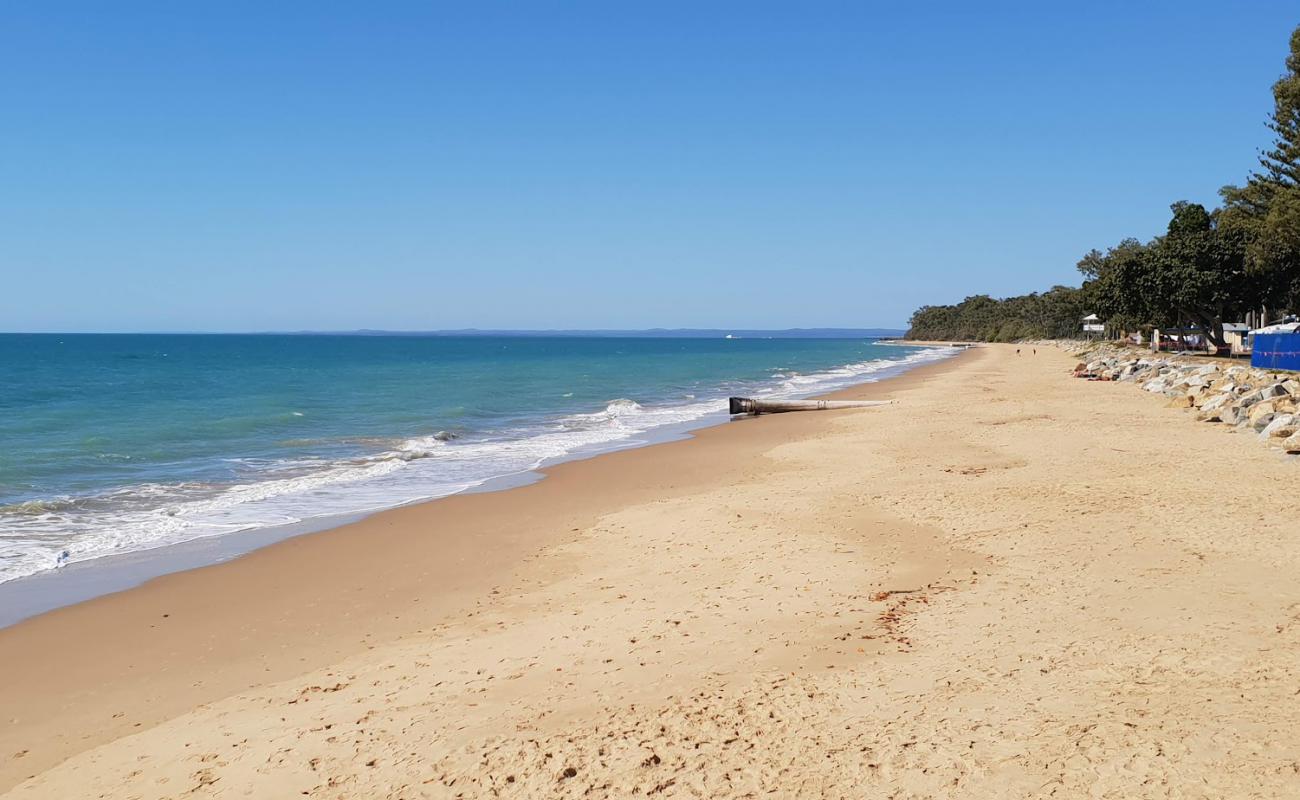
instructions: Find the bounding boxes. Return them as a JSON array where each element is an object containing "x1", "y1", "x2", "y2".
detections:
[{"x1": 0, "y1": 334, "x2": 949, "y2": 585}]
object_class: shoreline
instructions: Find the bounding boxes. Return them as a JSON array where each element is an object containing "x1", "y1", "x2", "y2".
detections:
[
  {"x1": 0, "y1": 346, "x2": 955, "y2": 628},
  {"x1": 9, "y1": 342, "x2": 1300, "y2": 797},
  {"x1": 0, "y1": 350, "x2": 968, "y2": 792},
  {"x1": 0, "y1": 343, "x2": 956, "y2": 619}
]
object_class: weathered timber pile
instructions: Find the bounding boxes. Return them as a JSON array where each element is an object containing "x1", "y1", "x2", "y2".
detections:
[{"x1": 1065, "y1": 342, "x2": 1300, "y2": 455}]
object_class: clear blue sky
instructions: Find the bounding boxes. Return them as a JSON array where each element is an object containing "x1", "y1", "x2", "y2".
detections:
[{"x1": 2, "y1": 2, "x2": 1296, "y2": 332}]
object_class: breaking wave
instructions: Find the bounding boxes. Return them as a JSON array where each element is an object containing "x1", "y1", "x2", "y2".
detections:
[{"x1": 0, "y1": 346, "x2": 954, "y2": 583}]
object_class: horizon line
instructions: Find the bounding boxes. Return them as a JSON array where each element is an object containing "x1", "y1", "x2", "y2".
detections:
[{"x1": 2, "y1": 326, "x2": 908, "y2": 337}]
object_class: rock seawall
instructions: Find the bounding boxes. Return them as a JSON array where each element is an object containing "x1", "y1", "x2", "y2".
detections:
[{"x1": 1066, "y1": 342, "x2": 1300, "y2": 455}]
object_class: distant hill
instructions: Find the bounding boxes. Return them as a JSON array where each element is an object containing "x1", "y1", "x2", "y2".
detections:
[{"x1": 290, "y1": 328, "x2": 906, "y2": 339}]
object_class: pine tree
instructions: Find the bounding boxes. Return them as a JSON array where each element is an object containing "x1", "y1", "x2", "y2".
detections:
[
  {"x1": 1220, "y1": 25, "x2": 1300, "y2": 310},
  {"x1": 1259, "y1": 26, "x2": 1300, "y2": 187}
]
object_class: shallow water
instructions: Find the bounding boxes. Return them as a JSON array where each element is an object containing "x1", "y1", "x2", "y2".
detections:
[{"x1": 0, "y1": 334, "x2": 949, "y2": 582}]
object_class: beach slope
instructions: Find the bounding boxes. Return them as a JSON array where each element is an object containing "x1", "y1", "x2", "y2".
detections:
[{"x1": 5, "y1": 345, "x2": 1300, "y2": 798}]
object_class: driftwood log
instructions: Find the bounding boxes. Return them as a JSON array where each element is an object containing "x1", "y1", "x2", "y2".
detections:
[{"x1": 729, "y1": 397, "x2": 893, "y2": 415}]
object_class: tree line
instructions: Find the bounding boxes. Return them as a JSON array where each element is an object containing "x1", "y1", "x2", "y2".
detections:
[{"x1": 907, "y1": 25, "x2": 1300, "y2": 346}]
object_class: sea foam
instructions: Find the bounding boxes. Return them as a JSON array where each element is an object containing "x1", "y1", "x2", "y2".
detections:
[{"x1": 0, "y1": 345, "x2": 954, "y2": 583}]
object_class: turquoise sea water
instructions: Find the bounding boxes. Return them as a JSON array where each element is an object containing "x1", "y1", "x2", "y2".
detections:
[{"x1": 0, "y1": 334, "x2": 948, "y2": 583}]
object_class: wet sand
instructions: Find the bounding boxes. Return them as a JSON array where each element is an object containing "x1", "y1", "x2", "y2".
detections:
[{"x1": 5, "y1": 344, "x2": 1300, "y2": 798}]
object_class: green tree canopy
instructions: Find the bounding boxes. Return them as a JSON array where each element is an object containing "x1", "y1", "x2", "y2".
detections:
[
  {"x1": 905, "y1": 286, "x2": 1088, "y2": 342},
  {"x1": 1219, "y1": 25, "x2": 1300, "y2": 309},
  {"x1": 1077, "y1": 203, "x2": 1249, "y2": 347},
  {"x1": 907, "y1": 24, "x2": 1300, "y2": 344},
  {"x1": 1261, "y1": 26, "x2": 1300, "y2": 187}
]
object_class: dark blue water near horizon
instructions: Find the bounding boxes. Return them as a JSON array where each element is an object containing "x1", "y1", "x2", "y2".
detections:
[{"x1": 0, "y1": 334, "x2": 949, "y2": 583}]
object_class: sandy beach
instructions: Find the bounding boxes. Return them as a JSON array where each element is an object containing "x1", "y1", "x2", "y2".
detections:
[{"x1": 4, "y1": 344, "x2": 1300, "y2": 798}]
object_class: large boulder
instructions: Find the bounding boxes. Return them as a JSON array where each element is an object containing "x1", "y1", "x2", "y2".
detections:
[
  {"x1": 1220, "y1": 406, "x2": 1246, "y2": 426},
  {"x1": 1239, "y1": 384, "x2": 1287, "y2": 408},
  {"x1": 1199, "y1": 393, "x2": 1233, "y2": 413},
  {"x1": 1166, "y1": 394, "x2": 1195, "y2": 409},
  {"x1": 1283, "y1": 430, "x2": 1300, "y2": 454},
  {"x1": 1260, "y1": 414, "x2": 1298, "y2": 440},
  {"x1": 1248, "y1": 401, "x2": 1279, "y2": 430}
]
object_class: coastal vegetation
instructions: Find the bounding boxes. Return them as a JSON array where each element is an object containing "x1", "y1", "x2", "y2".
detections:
[
  {"x1": 905, "y1": 286, "x2": 1089, "y2": 342},
  {"x1": 907, "y1": 24, "x2": 1300, "y2": 344}
]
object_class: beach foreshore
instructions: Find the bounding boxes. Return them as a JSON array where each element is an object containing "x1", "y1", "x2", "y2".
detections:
[
  {"x1": 0, "y1": 343, "x2": 953, "y2": 627},
  {"x1": 5, "y1": 344, "x2": 1300, "y2": 798}
]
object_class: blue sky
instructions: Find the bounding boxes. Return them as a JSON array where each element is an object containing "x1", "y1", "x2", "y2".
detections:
[{"x1": 2, "y1": 2, "x2": 1296, "y2": 332}]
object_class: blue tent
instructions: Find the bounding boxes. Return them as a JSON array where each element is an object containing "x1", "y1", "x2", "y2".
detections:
[{"x1": 1251, "y1": 323, "x2": 1300, "y2": 371}]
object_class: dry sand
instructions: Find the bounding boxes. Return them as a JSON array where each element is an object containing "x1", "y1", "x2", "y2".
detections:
[{"x1": 3, "y1": 344, "x2": 1300, "y2": 798}]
